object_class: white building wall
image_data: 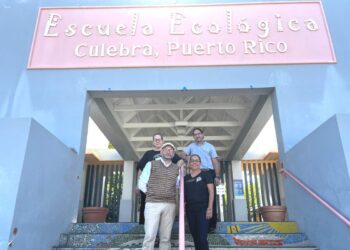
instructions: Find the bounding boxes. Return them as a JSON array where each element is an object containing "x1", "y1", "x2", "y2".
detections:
[
  {"x1": 119, "y1": 161, "x2": 135, "y2": 222},
  {"x1": 231, "y1": 160, "x2": 248, "y2": 221}
]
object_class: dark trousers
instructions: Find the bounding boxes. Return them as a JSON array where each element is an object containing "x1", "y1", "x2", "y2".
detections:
[
  {"x1": 187, "y1": 208, "x2": 209, "y2": 250},
  {"x1": 139, "y1": 191, "x2": 146, "y2": 225},
  {"x1": 208, "y1": 169, "x2": 218, "y2": 229}
]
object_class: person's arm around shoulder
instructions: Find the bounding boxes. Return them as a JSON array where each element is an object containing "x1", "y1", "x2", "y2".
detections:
[
  {"x1": 173, "y1": 153, "x2": 186, "y2": 168},
  {"x1": 181, "y1": 144, "x2": 192, "y2": 165}
]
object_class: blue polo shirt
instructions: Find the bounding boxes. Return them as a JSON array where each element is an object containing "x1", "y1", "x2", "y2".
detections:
[{"x1": 184, "y1": 141, "x2": 218, "y2": 170}]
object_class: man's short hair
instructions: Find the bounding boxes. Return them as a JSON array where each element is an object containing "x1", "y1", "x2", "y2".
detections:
[{"x1": 192, "y1": 127, "x2": 203, "y2": 135}]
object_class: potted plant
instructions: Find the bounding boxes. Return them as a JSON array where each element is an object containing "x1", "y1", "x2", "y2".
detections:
[
  {"x1": 259, "y1": 205, "x2": 287, "y2": 222},
  {"x1": 82, "y1": 176, "x2": 109, "y2": 223},
  {"x1": 82, "y1": 207, "x2": 108, "y2": 223}
]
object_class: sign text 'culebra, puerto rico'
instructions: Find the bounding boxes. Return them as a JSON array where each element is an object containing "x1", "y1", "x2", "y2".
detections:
[{"x1": 28, "y1": 2, "x2": 336, "y2": 69}]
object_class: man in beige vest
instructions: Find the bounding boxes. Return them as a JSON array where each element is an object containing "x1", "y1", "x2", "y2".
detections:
[{"x1": 138, "y1": 142, "x2": 179, "y2": 250}]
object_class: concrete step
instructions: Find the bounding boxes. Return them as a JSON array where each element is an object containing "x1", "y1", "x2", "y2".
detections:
[
  {"x1": 58, "y1": 233, "x2": 312, "y2": 248},
  {"x1": 69, "y1": 221, "x2": 299, "y2": 235}
]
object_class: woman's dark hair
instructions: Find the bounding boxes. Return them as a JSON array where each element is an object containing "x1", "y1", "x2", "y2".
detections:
[
  {"x1": 152, "y1": 133, "x2": 163, "y2": 140},
  {"x1": 190, "y1": 154, "x2": 201, "y2": 162}
]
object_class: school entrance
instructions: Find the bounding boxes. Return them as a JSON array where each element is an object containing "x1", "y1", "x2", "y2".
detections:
[{"x1": 82, "y1": 88, "x2": 282, "y2": 223}]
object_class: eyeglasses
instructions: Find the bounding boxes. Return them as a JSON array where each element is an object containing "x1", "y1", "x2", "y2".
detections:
[{"x1": 193, "y1": 133, "x2": 202, "y2": 136}]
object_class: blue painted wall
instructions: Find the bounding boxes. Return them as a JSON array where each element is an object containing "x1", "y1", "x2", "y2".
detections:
[
  {"x1": 0, "y1": 119, "x2": 82, "y2": 250},
  {"x1": 0, "y1": 119, "x2": 31, "y2": 250},
  {"x1": 1, "y1": 0, "x2": 349, "y2": 154},
  {"x1": 284, "y1": 114, "x2": 350, "y2": 250},
  {"x1": 1, "y1": 0, "x2": 350, "y2": 249}
]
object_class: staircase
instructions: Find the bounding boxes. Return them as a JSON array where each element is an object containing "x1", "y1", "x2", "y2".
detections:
[{"x1": 52, "y1": 221, "x2": 318, "y2": 249}]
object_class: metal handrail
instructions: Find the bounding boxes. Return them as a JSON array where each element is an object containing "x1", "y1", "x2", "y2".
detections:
[
  {"x1": 178, "y1": 165, "x2": 185, "y2": 250},
  {"x1": 280, "y1": 168, "x2": 350, "y2": 227}
]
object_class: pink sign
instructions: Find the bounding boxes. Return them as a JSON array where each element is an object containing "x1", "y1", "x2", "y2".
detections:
[{"x1": 28, "y1": 2, "x2": 336, "y2": 69}]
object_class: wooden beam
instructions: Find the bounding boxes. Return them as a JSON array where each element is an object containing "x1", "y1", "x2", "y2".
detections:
[
  {"x1": 130, "y1": 135, "x2": 234, "y2": 141},
  {"x1": 113, "y1": 103, "x2": 248, "y2": 111},
  {"x1": 123, "y1": 121, "x2": 240, "y2": 128},
  {"x1": 136, "y1": 146, "x2": 228, "y2": 152}
]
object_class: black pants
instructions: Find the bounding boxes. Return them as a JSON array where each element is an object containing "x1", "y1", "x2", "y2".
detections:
[
  {"x1": 208, "y1": 169, "x2": 218, "y2": 229},
  {"x1": 187, "y1": 208, "x2": 209, "y2": 250},
  {"x1": 139, "y1": 191, "x2": 146, "y2": 225}
]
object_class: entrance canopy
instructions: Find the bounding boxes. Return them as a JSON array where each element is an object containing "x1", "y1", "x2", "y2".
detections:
[{"x1": 89, "y1": 88, "x2": 273, "y2": 161}]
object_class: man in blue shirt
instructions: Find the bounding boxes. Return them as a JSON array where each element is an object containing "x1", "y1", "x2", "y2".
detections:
[{"x1": 183, "y1": 127, "x2": 221, "y2": 232}]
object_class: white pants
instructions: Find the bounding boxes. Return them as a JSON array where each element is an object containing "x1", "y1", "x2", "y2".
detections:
[{"x1": 142, "y1": 202, "x2": 176, "y2": 250}]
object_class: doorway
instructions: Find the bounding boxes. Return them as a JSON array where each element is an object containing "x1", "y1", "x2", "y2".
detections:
[{"x1": 83, "y1": 87, "x2": 279, "y2": 222}]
